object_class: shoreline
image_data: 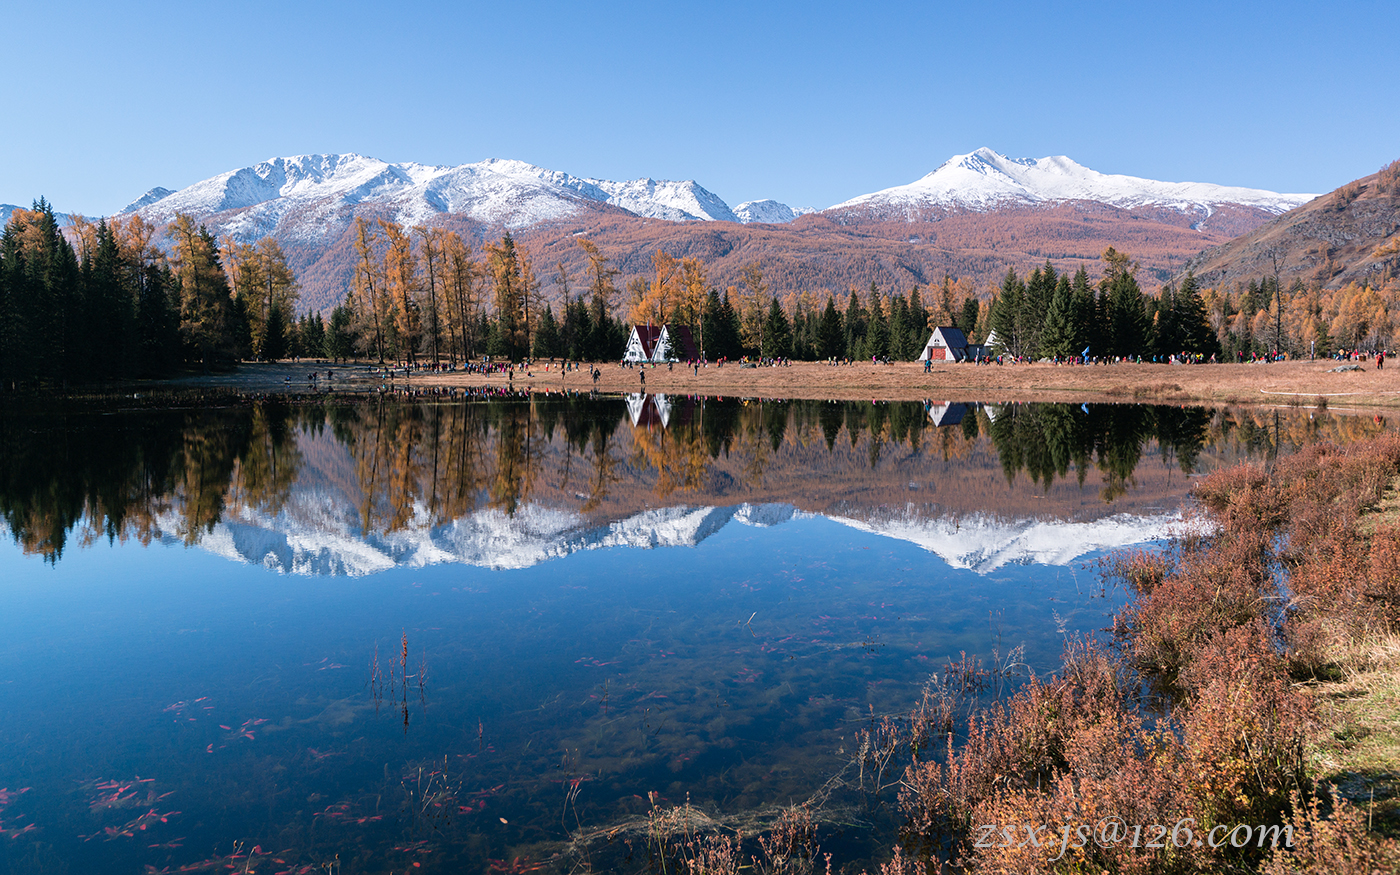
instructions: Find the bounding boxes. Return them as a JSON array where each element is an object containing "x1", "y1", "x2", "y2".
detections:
[{"x1": 127, "y1": 358, "x2": 1400, "y2": 411}]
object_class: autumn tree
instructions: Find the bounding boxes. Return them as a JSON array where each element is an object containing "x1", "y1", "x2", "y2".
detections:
[
  {"x1": 415, "y1": 226, "x2": 447, "y2": 363},
  {"x1": 226, "y1": 237, "x2": 297, "y2": 361},
  {"x1": 737, "y1": 262, "x2": 767, "y2": 355},
  {"x1": 577, "y1": 237, "x2": 619, "y2": 360},
  {"x1": 349, "y1": 216, "x2": 388, "y2": 361},
  {"x1": 442, "y1": 231, "x2": 481, "y2": 362},
  {"x1": 380, "y1": 220, "x2": 420, "y2": 364},
  {"x1": 169, "y1": 213, "x2": 244, "y2": 370},
  {"x1": 487, "y1": 232, "x2": 527, "y2": 360}
]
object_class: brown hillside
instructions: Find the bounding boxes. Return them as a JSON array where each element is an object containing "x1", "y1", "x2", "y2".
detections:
[
  {"x1": 294, "y1": 200, "x2": 1278, "y2": 314},
  {"x1": 159, "y1": 196, "x2": 1289, "y2": 316},
  {"x1": 1183, "y1": 160, "x2": 1400, "y2": 290}
]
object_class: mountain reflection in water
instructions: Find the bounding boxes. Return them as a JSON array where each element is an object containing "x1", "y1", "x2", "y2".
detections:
[
  {"x1": 2, "y1": 394, "x2": 1382, "y2": 572},
  {"x1": 1, "y1": 392, "x2": 1394, "y2": 875}
]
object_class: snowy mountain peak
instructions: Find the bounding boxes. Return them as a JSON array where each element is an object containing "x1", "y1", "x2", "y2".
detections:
[
  {"x1": 734, "y1": 199, "x2": 815, "y2": 224},
  {"x1": 120, "y1": 187, "x2": 176, "y2": 214},
  {"x1": 121, "y1": 153, "x2": 800, "y2": 237},
  {"x1": 839, "y1": 147, "x2": 1315, "y2": 216}
]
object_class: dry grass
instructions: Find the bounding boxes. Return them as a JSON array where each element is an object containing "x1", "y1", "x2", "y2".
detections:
[{"x1": 1307, "y1": 627, "x2": 1400, "y2": 837}]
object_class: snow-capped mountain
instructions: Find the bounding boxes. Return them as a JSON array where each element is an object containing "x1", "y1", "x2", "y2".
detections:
[
  {"x1": 734, "y1": 199, "x2": 816, "y2": 224},
  {"x1": 123, "y1": 153, "x2": 805, "y2": 236},
  {"x1": 1, "y1": 203, "x2": 75, "y2": 227},
  {"x1": 829, "y1": 147, "x2": 1315, "y2": 217},
  {"x1": 165, "y1": 494, "x2": 1177, "y2": 578}
]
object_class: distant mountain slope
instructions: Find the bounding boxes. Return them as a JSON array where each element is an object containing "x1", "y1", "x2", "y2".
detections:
[
  {"x1": 125, "y1": 153, "x2": 782, "y2": 231},
  {"x1": 1183, "y1": 161, "x2": 1400, "y2": 290},
  {"x1": 114, "y1": 150, "x2": 1317, "y2": 314},
  {"x1": 828, "y1": 148, "x2": 1313, "y2": 221}
]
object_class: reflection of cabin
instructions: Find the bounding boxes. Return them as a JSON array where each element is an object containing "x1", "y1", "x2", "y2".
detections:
[
  {"x1": 918, "y1": 326, "x2": 969, "y2": 362},
  {"x1": 926, "y1": 402, "x2": 968, "y2": 427},
  {"x1": 623, "y1": 325, "x2": 700, "y2": 363},
  {"x1": 626, "y1": 393, "x2": 672, "y2": 428}
]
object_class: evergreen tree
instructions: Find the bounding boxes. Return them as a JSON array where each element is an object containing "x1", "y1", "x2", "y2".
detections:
[
  {"x1": 908, "y1": 285, "x2": 928, "y2": 342},
  {"x1": 533, "y1": 303, "x2": 561, "y2": 358},
  {"x1": 990, "y1": 269, "x2": 1024, "y2": 356},
  {"x1": 817, "y1": 296, "x2": 843, "y2": 359},
  {"x1": 86, "y1": 219, "x2": 133, "y2": 378},
  {"x1": 710, "y1": 289, "x2": 742, "y2": 360},
  {"x1": 1173, "y1": 271, "x2": 1219, "y2": 357},
  {"x1": 843, "y1": 289, "x2": 866, "y2": 359},
  {"x1": 262, "y1": 301, "x2": 287, "y2": 362},
  {"x1": 1102, "y1": 250, "x2": 1151, "y2": 357},
  {"x1": 1070, "y1": 267, "x2": 1096, "y2": 356},
  {"x1": 1019, "y1": 261, "x2": 1056, "y2": 359},
  {"x1": 888, "y1": 290, "x2": 911, "y2": 359},
  {"x1": 325, "y1": 304, "x2": 356, "y2": 361},
  {"x1": 135, "y1": 262, "x2": 179, "y2": 376},
  {"x1": 299, "y1": 312, "x2": 326, "y2": 358},
  {"x1": 865, "y1": 285, "x2": 889, "y2": 359},
  {"x1": 763, "y1": 298, "x2": 792, "y2": 359},
  {"x1": 959, "y1": 296, "x2": 980, "y2": 341},
  {"x1": 1039, "y1": 274, "x2": 1077, "y2": 359}
]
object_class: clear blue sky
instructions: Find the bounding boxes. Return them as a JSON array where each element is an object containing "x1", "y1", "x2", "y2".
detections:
[{"x1": 6, "y1": 0, "x2": 1397, "y2": 217}]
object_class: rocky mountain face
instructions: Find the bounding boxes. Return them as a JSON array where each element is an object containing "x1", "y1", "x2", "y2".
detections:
[{"x1": 1183, "y1": 161, "x2": 1400, "y2": 290}]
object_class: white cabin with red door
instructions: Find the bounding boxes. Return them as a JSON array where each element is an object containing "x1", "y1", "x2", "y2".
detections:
[{"x1": 918, "y1": 326, "x2": 969, "y2": 362}]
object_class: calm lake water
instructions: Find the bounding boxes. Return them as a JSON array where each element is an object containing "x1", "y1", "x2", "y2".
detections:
[{"x1": 0, "y1": 394, "x2": 1387, "y2": 874}]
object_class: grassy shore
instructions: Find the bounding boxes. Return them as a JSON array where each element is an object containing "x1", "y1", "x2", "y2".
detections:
[{"x1": 144, "y1": 358, "x2": 1400, "y2": 411}]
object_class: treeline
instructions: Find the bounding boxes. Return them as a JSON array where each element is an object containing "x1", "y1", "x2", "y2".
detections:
[
  {"x1": 7, "y1": 192, "x2": 1392, "y2": 387},
  {"x1": 1202, "y1": 274, "x2": 1400, "y2": 358},
  {"x1": 988, "y1": 247, "x2": 1219, "y2": 359},
  {"x1": 0, "y1": 201, "x2": 316, "y2": 387},
  {"x1": 11, "y1": 392, "x2": 1379, "y2": 563}
]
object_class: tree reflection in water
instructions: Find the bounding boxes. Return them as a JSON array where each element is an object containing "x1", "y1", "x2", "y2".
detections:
[{"x1": 0, "y1": 394, "x2": 1387, "y2": 564}]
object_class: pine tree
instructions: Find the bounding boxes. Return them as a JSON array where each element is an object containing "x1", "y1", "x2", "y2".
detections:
[
  {"x1": 865, "y1": 285, "x2": 889, "y2": 359},
  {"x1": 1174, "y1": 271, "x2": 1219, "y2": 357},
  {"x1": 325, "y1": 305, "x2": 355, "y2": 361},
  {"x1": 262, "y1": 301, "x2": 287, "y2": 362},
  {"x1": 1101, "y1": 249, "x2": 1151, "y2": 357},
  {"x1": 959, "y1": 296, "x2": 980, "y2": 341},
  {"x1": 990, "y1": 269, "x2": 1024, "y2": 357},
  {"x1": 1039, "y1": 274, "x2": 1077, "y2": 359},
  {"x1": 888, "y1": 290, "x2": 911, "y2": 359},
  {"x1": 87, "y1": 219, "x2": 133, "y2": 377},
  {"x1": 843, "y1": 289, "x2": 866, "y2": 359},
  {"x1": 533, "y1": 303, "x2": 561, "y2": 359},
  {"x1": 763, "y1": 298, "x2": 792, "y2": 359},
  {"x1": 1070, "y1": 267, "x2": 1096, "y2": 357},
  {"x1": 817, "y1": 296, "x2": 843, "y2": 359},
  {"x1": 169, "y1": 214, "x2": 240, "y2": 371},
  {"x1": 908, "y1": 285, "x2": 928, "y2": 340}
]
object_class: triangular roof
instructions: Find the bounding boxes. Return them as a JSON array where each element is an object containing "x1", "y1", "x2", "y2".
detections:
[
  {"x1": 928, "y1": 326, "x2": 968, "y2": 348},
  {"x1": 627, "y1": 325, "x2": 664, "y2": 360},
  {"x1": 662, "y1": 325, "x2": 699, "y2": 360}
]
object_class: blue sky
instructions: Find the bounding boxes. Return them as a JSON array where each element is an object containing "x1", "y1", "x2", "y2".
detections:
[{"x1": 6, "y1": 0, "x2": 1397, "y2": 216}]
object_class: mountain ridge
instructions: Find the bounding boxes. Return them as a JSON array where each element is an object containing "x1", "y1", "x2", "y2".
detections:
[
  {"x1": 101, "y1": 149, "x2": 1323, "y2": 313},
  {"x1": 1181, "y1": 160, "x2": 1400, "y2": 290}
]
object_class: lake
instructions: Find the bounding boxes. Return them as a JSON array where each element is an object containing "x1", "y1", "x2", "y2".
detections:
[{"x1": 0, "y1": 394, "x2": 1383, "y2": 874}]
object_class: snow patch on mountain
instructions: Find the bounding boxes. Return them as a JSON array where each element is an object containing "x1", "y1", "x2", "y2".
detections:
[
  {"x1": 150, "y1": 490, "x2": 1179, "y2": 578},
  {"x1": 734, "y1": 200, "x2": 814, "y2": 224},
  {"x1": 122, "y1": 153, "x2": 755, "y2": 242},
  {"x1": 119, "y1": 187, "x2": 175, "y2": 214},
  {"x1": 828, "y1": 506, "x2": 1183, "y2": 574},
  {"x1": 831, "y1": 147, "x2": 1315, "y2": 217}
]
